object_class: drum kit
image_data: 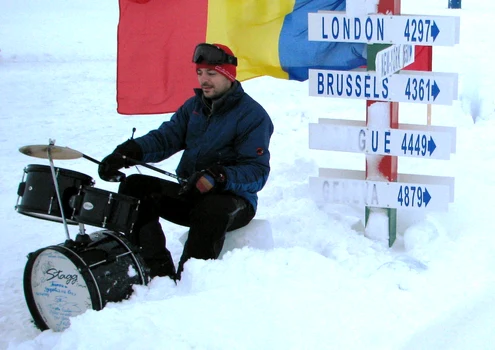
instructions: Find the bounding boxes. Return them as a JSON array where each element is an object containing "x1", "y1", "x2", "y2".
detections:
[{"x1": 16, "y1": 140, "x2": 150, "y2": 332}]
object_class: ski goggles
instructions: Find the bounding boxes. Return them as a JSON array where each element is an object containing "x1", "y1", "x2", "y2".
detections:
[{"x1": 192, "y1": 43, "x2": 238, "y2": 66}]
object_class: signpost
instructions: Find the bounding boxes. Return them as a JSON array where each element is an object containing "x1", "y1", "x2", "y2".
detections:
[
  {"x1": 309, "y1": 122, "x2": 455, "y2": 160},
  {"x1": 310, "y1": 176, "x2": 451, "y2": 211},
  {"x1": 308, "y1": 69, "x2": 458, "y2": 105},
  {"x1": 375, "y1": 44, "x2": 415, "y2": 78},
  {"x1": 314, "y1": 168, "x2": 456, "y2": 203},
  {"x1": 308, "y1": 12, "x2": 460, "y2": 46},
  {"x1": 307, "y1": 2, "x2": 459, "y2": 247}
]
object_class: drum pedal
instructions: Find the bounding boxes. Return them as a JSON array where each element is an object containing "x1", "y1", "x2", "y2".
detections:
[
  {"x1": 63, "y1": 233, "x2": 92, "y2": 249},
  {"x1": 75, "y1": 233, "x2": 92, "y2": 245}
]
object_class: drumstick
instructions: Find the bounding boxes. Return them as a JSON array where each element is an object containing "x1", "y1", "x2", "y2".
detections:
[
  {"x1": 82, "y1": 154, "x2": 101, "y2": 165},
  {"x1": 83, "y1": 151, "x2": 186, "y2": 182},
  {"x1": 122, "y1": 155, "x2": 187, "y2": 182}
]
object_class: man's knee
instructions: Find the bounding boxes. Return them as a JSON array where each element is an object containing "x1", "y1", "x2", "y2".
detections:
[
  {"x1": 119, "y1": 174, "x2": 162, "y2": 199},
  {"x1": 119, "y1": 174, "x2": 144, "y2": 197},
  {"x1": 191, "y1": 195, "x2": 243, "y2": 220}
]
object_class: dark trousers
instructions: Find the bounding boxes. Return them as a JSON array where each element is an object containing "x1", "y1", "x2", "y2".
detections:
[{"x1": 118, "y1": 174, "x2": 255, "y2": 277}]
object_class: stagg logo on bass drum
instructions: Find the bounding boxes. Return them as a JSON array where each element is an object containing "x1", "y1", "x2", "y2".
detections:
[{"x1": 45, "y1": 268, "x2": 78, "y2": 285}]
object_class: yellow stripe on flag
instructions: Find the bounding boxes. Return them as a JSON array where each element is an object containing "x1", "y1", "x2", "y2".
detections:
[{"x1": 206, "y1": 0, "x2": 296, "y2": 81}]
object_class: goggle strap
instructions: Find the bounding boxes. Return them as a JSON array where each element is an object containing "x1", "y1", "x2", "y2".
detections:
[{"x1": 225, "y1": 55, "x2": 238, "y2": 66}]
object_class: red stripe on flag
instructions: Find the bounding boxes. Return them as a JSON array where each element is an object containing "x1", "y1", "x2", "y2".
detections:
[{"x1": 117, "y1": 0, "x2": 208, "y2": 115}]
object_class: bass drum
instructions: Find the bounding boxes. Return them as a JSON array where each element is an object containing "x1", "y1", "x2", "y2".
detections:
[{"x1": 23, "y1": 230, "x2": 150, "y2": 332}]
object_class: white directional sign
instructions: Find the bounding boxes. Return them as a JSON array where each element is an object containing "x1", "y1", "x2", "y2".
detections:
[
  {"x1": 309, "y1": 122, "x2": 454, "y2": 159},
  {"x1": 308, "y1": 12, "x2": 460, "y2": 46},
  {"x1": 376, "y1": 44, "x2": 415, "y2": 79},
  {"x1": 308, "y1": 69, "x2": 458, "y2": 105},
  {"x1": 310, "y1": 176, "x2": 451, "y2": 211}
]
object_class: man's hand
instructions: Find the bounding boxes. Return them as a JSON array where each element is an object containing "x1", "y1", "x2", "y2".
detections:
[
  {"x1": 98, "y1": 153, "x2": 127, "y2": 182},
  {"x1": 178, "y1": 166, "x2": 226, "y2": 195},
  {"x1": 98, "y1": 139, "x2": 142, "y2": 182}
]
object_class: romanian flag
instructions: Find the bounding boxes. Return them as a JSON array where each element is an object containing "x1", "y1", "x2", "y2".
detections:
[
  {"x1": 117, "y1": 0, "x2": 431, "y2": 115},
  {"x1": 117, "y1": 0, "x2": 368, "y2": 114}
]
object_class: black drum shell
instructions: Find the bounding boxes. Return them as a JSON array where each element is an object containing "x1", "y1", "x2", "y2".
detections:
[
  {"x1": 16, "y1": 164, "x2": 94, "y2": 225},
  {"x1": 70, "y1": 186, "x2": 140, "y2": 234}
]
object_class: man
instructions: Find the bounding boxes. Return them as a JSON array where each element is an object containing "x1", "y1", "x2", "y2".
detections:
[{"x1": 99, "y1": 43, "x2": 274, "y2": 281}]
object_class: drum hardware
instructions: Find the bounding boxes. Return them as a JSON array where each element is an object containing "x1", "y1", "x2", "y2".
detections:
[
  {"x1": 46, "y1": 140, "x2": 72, "y2": 240},
  {"x1": 78, "y1": 222, "x2": 87, "y2": 236},
  {"x1": 17, "y1": 141, "x2": 144, "y2": 237},
  {"x1": 19, "y1": 141, "x2": 185, "y2": 182},
  {"x1": 17, "y1": 140, "x2": 87, "y2": 240},
  {"x1": 23, "y1": 230, "x2": 150, "y2": 332},
  {"x1": 19, "y1": 142, "x2": 127, "y2": 183},
  {"x1": 103, "y1": 193, "x2": 114, "y2": 227},
  {"x1": 17, "y1": 140, "x2": 154, "y2": 333}
]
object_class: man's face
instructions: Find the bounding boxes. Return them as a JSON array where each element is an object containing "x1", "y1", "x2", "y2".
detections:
[{"x1": 197, "y1": 68, "x2": 232, "y2": 99}]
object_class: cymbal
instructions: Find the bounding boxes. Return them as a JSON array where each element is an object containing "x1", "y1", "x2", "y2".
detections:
[{"x1": 19, "y1": 145, "x2": 83, "y2": 160}]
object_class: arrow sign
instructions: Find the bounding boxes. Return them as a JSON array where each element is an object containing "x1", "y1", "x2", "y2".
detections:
[
  {"x1": 308, "y1": 12, "x2": 460, "y2": 46},
  {"x1": 308, "y1": 69, "x2": 458, "y2": 105},
  {"x1": 310, "y1": 176, "x2": 451, "y2": 211},
  {"x1": 431, "y1": 21, "x2": 440, "y2": 41},
  {"x1": 428, "y1": 137, "x2": 436, "y2": 155},
  {"x1": 423, "y1": 188, "x2": 432, "y2": 207},
  {"x1": 309, "y1": 122, "x2": 453, "y2": 159},
  {"x1": 375, "y1": 44, "x2": 415, "y2": 78},
  {"x1": 431, "y1": 81, "x2": 440, "y2": 101}
]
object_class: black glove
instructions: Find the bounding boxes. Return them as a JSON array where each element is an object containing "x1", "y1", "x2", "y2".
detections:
[
  {"x1": 178, "y1": 165, "x2": 227, "y2": 196},
  {"x1": 98, "y1": 139, "x2": 143, "y2": 182}
]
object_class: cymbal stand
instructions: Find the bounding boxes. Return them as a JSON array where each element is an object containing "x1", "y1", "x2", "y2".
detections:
[{"x1": 46, "y1": 140, "x2": 71, "y2": 241}]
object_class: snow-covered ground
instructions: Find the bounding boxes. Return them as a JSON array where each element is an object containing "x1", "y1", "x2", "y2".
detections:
[{"x1": 1, "y1": 1, "x2": 494, "y2": 349}]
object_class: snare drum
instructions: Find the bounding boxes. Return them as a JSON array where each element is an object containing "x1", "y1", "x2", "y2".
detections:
[
  {"x1": 23, "y1": 230, "x2": 150, "y2": 332},
  {"x1": 16, "y1": 164, "x2": 94, "y2": 224},
  {"x1": 70, "y1": 186, "x2": 140, "y2": 234}
]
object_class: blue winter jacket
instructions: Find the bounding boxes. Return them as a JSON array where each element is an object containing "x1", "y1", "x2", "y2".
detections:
[{"x1": 133, "y1": 81, "x2": 274, "y2": 212}]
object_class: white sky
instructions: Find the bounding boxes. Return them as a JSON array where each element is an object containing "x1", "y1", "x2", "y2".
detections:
[{"x1": 1, "y1": 1, "x2": 495, "y2": 349}]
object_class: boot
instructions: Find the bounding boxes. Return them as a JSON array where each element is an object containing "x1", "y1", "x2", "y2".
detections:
[{"x1": 145, "y1": 255, "x2": 177, "y2": 280}]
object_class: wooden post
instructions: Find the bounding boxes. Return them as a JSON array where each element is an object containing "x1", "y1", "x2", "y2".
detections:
[
  {"x1": 364, "y1": 0, "x2": 401, "y2": 247},
  {"x1": 427, "y1": 104, "x2": 432, "y2": 125}
]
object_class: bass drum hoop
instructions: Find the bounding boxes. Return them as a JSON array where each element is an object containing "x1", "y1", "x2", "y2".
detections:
[{"x1": 23, "y1": 246, "x2": 101, "y2": 331}]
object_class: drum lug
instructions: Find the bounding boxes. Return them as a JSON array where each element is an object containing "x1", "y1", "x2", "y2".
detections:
[
  {"x1": 129, "y1": 204, "x2": 140, "y2": 234},
  {"x1": 69, "y1": 193, "x2": 83, "y2": 215},
  {"x1": 17, "y1": 182, "x2": 26, "y2": 196}
]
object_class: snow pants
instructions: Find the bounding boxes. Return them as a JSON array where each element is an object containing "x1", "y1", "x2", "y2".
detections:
[{"x1": 118, "y1": 174, "x2": 255, "y2": 278}]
